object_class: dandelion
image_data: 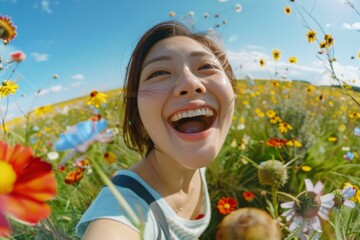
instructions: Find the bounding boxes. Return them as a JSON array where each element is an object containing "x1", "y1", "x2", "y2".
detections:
[
  {"x1": 278, "y1": 122, "x2": 293, "y2": 133},
  {"x1": 284, "y1": 6, "x2": 292, "y2": 15},
  {"x1": 267, "y1": 138, "x2": 287, "y2": 148},
  {"x1": 281, "y1": 179, "x2": 334, "y2": 239},
  {"x1": 0, "y1": 141, "x2": 57, "y2": 237},
  {"x1": 243, "y1": 191, "x2": 255, "y2": 203},
  {"x1": 259, "y1": 58, "x2": 265, "y2": 67},
  {"x1": 0, "y1": 16, "x2": 16, "y2": 43},
  {"x1": 10, "y1": 51, "x2": 26, "y2": 62},
  {"x1": 272, "y1": 49, "x2": 281, "y2": 61},
  {"x1": 333, "y1": 186, "x2": 356, "y2": 209},
  {"x1": 217, "y1": 197, "x2": 238, "y2": 215},
  {"x1": 288, "y1": 56, "x2": 297, "y2": 64},
  {"x1": 87, "y1": 90, "x2": 107, "y2": 108},
  {"x1": 258, "y1": 160, "x2": 288, "y2": 186},
  {"x1": 306, "y1": 29, "x2": 317, "y2": 43},
  {"x1": 103, "y1": 151, "x2": 116, "y2": 164},
  {"x1": 0, "y1": 80, "x2": 18, "y2": 98}
]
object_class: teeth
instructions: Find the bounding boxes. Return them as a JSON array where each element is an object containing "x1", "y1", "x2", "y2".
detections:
[{"x1": 170, "y1": 107, "x2": 214, "y2": 122}]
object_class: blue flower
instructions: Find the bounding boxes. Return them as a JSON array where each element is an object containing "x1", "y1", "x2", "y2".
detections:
[
  {"x1": 343, "y1": 151, "x2": 355, "y2": 161},
  {"x1": 353, "y1": 127, "x2": 360, "y2": 136},
  {"x1": 55, "y1": 117, "x2": 112, "y2": 153}
]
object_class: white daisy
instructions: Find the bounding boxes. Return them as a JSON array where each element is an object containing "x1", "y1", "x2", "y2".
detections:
[
  {"x1": 334, "y1": 186, "x2": 356, "y2": 209},
  {"x1": 281, "y1": 179, "x2": 335, "y2": 239}
]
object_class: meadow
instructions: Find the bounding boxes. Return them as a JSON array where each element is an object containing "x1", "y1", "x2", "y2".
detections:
[{"x1": 2, "y1": 79, "x2": 360, "y2": 240}]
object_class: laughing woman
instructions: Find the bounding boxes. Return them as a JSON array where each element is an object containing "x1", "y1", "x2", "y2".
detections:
[{"x1": 76, "y1": 20, "x2": 236, "y2": 240}]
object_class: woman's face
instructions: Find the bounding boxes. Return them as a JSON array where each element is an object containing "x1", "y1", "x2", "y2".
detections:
[{"x1": 137, "y1": 36, "x2": 234, "y2": 169}]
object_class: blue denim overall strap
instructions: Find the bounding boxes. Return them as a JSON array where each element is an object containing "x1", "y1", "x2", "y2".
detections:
[{"x1": 111, "y1": 174, "x2": 171, "y2": 240}]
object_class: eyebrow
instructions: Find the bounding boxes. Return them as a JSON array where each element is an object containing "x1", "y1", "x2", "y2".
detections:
[{"x1": 142, "y1": 51, "x2": 214, "y2": 70}]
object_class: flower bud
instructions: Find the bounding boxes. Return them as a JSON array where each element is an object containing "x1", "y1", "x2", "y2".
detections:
[{"x1": 258, "y1": 160, "x2": 288, "y2": 186}]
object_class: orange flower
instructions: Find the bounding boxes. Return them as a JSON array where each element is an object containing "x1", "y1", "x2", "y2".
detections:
[
  {"x1": 217, "y1": 197, "x2": 238, "y2": 215},
  {"x1": 64, "y1": 168, "x2": 84, "y2": 185},
  {"x1": 243, "y1": 191, "x2": 255, "y2": 202},
  {"x1": 0, "y1": 141, "x2": 57, "y2": 237},
  {"x1": 267, "y1": 138, "x2": 287, "y2": 148}
]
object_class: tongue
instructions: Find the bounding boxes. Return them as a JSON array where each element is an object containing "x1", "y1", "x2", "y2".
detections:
[{"x1": 176, "y1": 120, "x2": 206, "y2": 134}]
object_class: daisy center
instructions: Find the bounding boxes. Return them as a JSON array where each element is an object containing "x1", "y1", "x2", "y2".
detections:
[
  {"x1": 0, "y1": 161, "x2": 17, "y2": 195},
  {"x1": 223, "y1": 203, "x2": 231, "y2": 209},
  {"x1": 296, "y1": 191, "x2": 321, "y2": 218}
]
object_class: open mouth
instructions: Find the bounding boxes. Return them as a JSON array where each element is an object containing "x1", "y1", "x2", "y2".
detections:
[{"x1": 168, "y1": 107, "x2": 216, "y2": 134}]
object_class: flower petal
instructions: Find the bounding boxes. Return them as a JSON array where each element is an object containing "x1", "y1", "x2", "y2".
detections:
[
  {"x1": 289, "y1": 216, "x2": 302, "y2": 231},
  {"x1": 305, "y1": 179, "x2": 314, "y2": 191},
  {"x1": 313, "y1": 181, "x2": 324, "y2": 194},
  {"x1": 343, "y1": 200, "x2": 356, "y2": 208},
  {"x1": 343, "y1": 187, "x2": 356, "y2": 199},
  {"x1": 2, "y1": 194, "x2": 51, "y2": 224},
  {"x1": 0, "y1": 212, "x2": 12, "y2": 238},
  {"x1": 281, "y1": 201, "x2": 294, "y2": 209}
]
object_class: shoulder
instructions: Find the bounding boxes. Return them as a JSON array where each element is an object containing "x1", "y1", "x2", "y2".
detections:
[{"x1": 76, "y1": 171, "x2": 158, "y2": 238}]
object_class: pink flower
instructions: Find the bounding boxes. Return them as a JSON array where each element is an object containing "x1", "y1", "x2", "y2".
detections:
[{"x1": 10, "y1": 51, "x2": 26, "y2": 62}]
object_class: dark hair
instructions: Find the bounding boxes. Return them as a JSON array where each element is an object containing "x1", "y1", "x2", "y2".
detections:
[{"x1": 122, "y1": 20, "x2": 236, "y2": 156}]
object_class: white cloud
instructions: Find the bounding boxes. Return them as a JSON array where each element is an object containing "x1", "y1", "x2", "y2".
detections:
[
  {"x1": 70, "y1": 81, "x2": 84, "y2": 88},
  {"x1": 38, "y1": 84, "x2": 65, "y2": 96},
  {"x1": 71, "y1": 73, "x2": 85, "y2": 80},
  {"x1": 343, "y1": 22, "x2": 360, "y2": 30},
  {"x1": 41, "y1": 0, "x2": 52, "y2": 14},
  {"x1": 31, "y1": 52, "x2": 49, "y2": 62},
  {"x1": 219, "y1": 0, "x2": 229, "y2": 2}
]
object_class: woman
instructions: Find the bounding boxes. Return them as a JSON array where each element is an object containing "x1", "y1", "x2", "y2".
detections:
[{"x1": 76, "y1": 20, "x2": 236, "y2": 240}]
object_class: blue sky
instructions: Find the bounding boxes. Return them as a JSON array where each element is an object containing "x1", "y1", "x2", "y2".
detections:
[{"x1": 1, "y1": 0, "x2": 359, "y2": 120}]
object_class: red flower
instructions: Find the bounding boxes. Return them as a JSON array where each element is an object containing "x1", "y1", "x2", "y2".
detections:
[
  {"x1": 217, "y1": 197, "x2": 238, "y2": 215},
  {"x1": 267, "y1": 138, "x2": 287, "y2": 148},
  {"x1": 243, "y1": 191, "x2": 255, "y2": 203},
  {"x1": 64, "y1": 168, "x2": 84, "y2": 185},
  {"x1": 10, "y1": 51, "x2": 26, "y2": 62},
  {"x1": 0, "y1": 141, "x2": 57, "y2": 237}
]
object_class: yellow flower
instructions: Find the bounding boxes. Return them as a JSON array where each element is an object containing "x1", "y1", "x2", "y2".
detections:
[
  {"x1": 328, "y1": 136, "x2": 337, "y2": 142},
  {"x1": 324, "y1": 34, "x2": 334, "y2": 47},
  {"x1": 103, "y1": 152, "x2": 116, "y2": 164},
  {"x1": 259, "y1": 58, "x2": 265, "y2": 67},
  {"x1": 269, "y1": 116, "x2": 282, "y2": 124},
  {"x1": 0, "y1": 16, "x2": 16, "y2": 43},
  {"x1": 358, "y1": 50, "x2": 360, "y2": 59},
  {"x1": 255, "y1": 108, "x2": 265, "y2": 118},
  {"x1": 34, "y1": 105, "x2": 54, "y2": 117},
  {"x1": 284, "y1": 6, "x2": 291, "y2": 15},
  {"x1": 344, "y1": 183, "x2": 360, "y2": 203},
  {"x1": 288, "y1": 56, "x2": 297, "y2": 64},
  {"x1": 271, "y1": 80, "x2": 279, "y2": 87},
  {"x1": 307, "y1": 85, "x2": 316, "y2": 94},
  {"x1": 306, "y1": 29, "x2": 317, "y2": 43},
  {"x1": 87, "y1": 90, "x2": 107, "y2": 108},
  {"x1": 169, "y1": 11, "x2": 176, "y2": 17},
  {"x1": 266, "y1": 110, "x2": 276, "y2": 118},
  {"x1": 278, "y1": 122, "x2": 293, "y2": 133},
  {"x1": 272, "y1": 49, "x2": 281, "y2": 61},
  {"x1": 319, "y1": 41, "x2": 327, "y2": 49},
  {"x1": 286, "y1": 139, "x2": 302, "y2": 147},
  {"x1": 338, "y1": 124, "x2": 346, "y2": 132},
  {"x1": 301, "y1": 165, "x2": 312, "y2": 172},
  {"x1": 0, "y1": 80, "x2": 18, "y2": 98}
]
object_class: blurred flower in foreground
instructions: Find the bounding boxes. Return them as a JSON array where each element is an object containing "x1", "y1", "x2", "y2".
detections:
[
  {"x1": 0, "y1": 80, "x2": 18, "y2": 98},
  {"x1": 0, "y1": 141, "x2": 57, "y2": 237},
  {"x1": 267, "y1": 138, "x2": 287, "y2": 148},
  {"x1": 87, "y1": 90, "x2": 107, "y2": 108},
  {"x1": 0, "y1": 16, "x2": 16, "y2": 43},
  {"x1": 216, "y1": 207, "x2": 281, "y2": 240},
  {"x1": 284, "y1": 6, "x2": 291, "y2": 15},
  {"x1": 103, "y1": 151, "x2": 116, "y2": 164},
  {"x1": 333, "y1": 186, "x2": 356, "y2": 209},
  {"x1": 10, "y1": 51, "x2": 26, "y2": 62},
  {"x1": 272, "y1": 49, "x2": 281, "y2": 61},
  {"x1": 54, "y1": 116, "x2": 113, "y2": 167},
  {"x1": 281, "y1": 179, "x2": 334, "y2": 239},
  {"x1": 217, "y1": 197, "x2": 238, "y2": 215}
]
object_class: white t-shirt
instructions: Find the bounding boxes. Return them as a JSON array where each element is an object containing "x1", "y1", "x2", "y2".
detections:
[{"x1": 76, "y1": 168, "x2": 211, "y2": 239}]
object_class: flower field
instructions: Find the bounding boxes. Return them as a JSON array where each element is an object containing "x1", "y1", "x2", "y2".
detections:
[{"x1": 1, "y1": 79, "x2": 360, "y2": 239}]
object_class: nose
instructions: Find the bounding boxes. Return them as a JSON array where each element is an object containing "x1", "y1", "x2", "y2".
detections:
[{"x1": 174, "y1": 68, "x2": 206, "y2": 97}]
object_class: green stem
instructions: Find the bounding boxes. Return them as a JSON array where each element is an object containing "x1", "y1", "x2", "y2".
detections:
[{"x1": 272, "y1": 185, "x2": 278, "y2": 218}]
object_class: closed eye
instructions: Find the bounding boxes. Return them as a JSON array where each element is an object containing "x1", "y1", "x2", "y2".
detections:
[{"x1": 147, "y1": 70, "x2": 170, "y2": 80}]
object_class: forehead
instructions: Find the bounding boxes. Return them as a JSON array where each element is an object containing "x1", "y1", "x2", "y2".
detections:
[{"x1": 145, "y1": 36, "x2": 213, "y2": 60}]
